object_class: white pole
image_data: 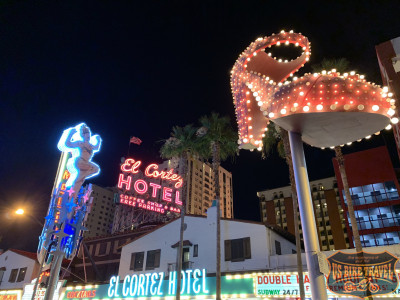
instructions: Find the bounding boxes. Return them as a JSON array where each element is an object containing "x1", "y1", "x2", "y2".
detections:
[{"x1": 288, "y1": 131, "x2": 328, "y2": 300}]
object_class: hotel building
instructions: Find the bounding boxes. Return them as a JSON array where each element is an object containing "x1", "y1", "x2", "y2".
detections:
[{"x1": 258, "y1": 177, "x2": 350, "y2": 251}]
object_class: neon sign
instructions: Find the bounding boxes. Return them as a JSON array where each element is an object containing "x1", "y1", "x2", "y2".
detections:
[
  {"x1": 65, "y1": 290, "x2": 96, "y2": 299},
  {"x1": 58, "y1": 123, "x2": 102, "y2": 194},
  {"x1": 120, "y1": 159, "x2": 183, "y2": 188},
  {"x1": 107, "y1": 269, "x2": 209, "y2": 297},
  {"x1": 117, "y1": 158, "x2": 183, "y2": 214}
]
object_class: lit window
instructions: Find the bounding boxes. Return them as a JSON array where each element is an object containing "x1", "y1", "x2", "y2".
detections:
[
  {"x1": 16, "y1": 267, "x2": 27, "y2": 282},
  {"x1": 130, "y1": 252, "x2": 144, "y2": 271}
]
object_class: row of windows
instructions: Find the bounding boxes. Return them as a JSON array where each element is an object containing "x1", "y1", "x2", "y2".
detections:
[
  {"x1": 1, "y1": 267, "x2": 27, "y2": 283},
  {"x1": 343, "y1": 181, "x2": 399, "y2": 206},
  {"x1": 359, "y1": 232, "x2": 400, "y2": 247},
  {"x1": 130, "y1": 250, "x2": 161, "y2": 271},
  {"x1": 129, "y1": 238, "x2": 254, "y2": 272}
]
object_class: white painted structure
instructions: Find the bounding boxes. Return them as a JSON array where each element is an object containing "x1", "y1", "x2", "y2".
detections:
[
  {"x1": 0, "y1": 249, "x2": 39, "y2": 291},
  {"x1": 119, "y1": 205, "x2": 296, "y2": 277}
]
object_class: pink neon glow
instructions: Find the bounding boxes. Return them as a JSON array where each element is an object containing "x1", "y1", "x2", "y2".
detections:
[
  {"x1": 149, "y1": 183, "x2": 162, "y2": 197},
  {"x1": 118, "y1": 174, "x2": 132, "y2": 190},
  {"x1": 119, "y1": 194, "x2": 183, "y2": 214},
  {"x1": 162, "y1": 187, "x2": 172, "y2": 202},
  {"x1": 175, "y1": 190, "x2": 182, "y2": 205},
  {"x1": 134, "y1": 179, "x2": 148, "y2": 194},
  {"x1": 120, "y1": 158, "x2": 141, "y2": 173},
  {"x1": 144, "y1": 163, "x2": 183, "y2": 188}
]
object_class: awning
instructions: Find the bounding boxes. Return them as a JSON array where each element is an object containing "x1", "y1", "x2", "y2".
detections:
[{"x1": 171, "y1": 240, "x2": 193, "y2": 248}]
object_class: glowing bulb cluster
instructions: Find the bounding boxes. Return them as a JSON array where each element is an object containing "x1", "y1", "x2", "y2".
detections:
[
  {"x1": 230, "y1": 31, "x2": 398, "y2": 150},
  {"x1": 230, "y1": 30, "x2": 311, "y2": 149}
]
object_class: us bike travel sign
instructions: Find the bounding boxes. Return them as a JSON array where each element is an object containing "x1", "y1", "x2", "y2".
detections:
[{"x1": 326, "y1": 250, "x2": 399, "y2": 298}]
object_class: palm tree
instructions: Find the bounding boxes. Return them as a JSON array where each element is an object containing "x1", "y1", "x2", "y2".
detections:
[
  {"x1": 160, "y1": 124, "x2": 200, "y2": 300},
  {"x1": 312, "y1": 58, "x2": 362, "y2": 252},
  {"x1": 262, "y1": 122, "x2": 305, "y2": 300},
  {"x1": 197, "y1": 112, "x2": 238, "y2": 300},
  {"x1": 334, "y1": 147, "x2": 362, "y2": 252}
]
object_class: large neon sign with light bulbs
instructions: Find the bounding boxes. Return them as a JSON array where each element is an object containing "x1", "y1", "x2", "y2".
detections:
[
  {"x1": 117, "y1": 158, "x2": 183, "y2": 214},
  {"x1": 231, "y1": 30, "x2": 398, "y2": 150}
]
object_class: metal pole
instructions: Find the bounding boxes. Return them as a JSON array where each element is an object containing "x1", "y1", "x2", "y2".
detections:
[
  {"x1": 31, "y1": 255, "x2": 46, "y2": 300},
  {"x1": 288, "y1": 131, "x2": 328, "y2": 300},
  {"x1": 43, "y1": 250, "x2": 63, "y2": 300}
]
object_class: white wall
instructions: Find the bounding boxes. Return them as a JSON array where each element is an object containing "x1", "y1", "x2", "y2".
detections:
[
  {"x1": 0, "y1": 250, "x2": 39, "y2": 290},
  {"x1": 119, "y1": 206, "x2": 296, "y2": 277}
]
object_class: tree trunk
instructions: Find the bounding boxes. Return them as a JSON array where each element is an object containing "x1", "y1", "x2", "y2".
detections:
[
  {"x1": 334, "y1": 146, "x2": 362, "y2": 252},
  {"x1": 175, "y1": 154, "x2": 188, "y2": 300},
  {"x1": 281, "y1": 129, "x2": 305, "y2": 300},
  {"x1": 212, "y1": 141, "x2": 221, "y2": 300}
]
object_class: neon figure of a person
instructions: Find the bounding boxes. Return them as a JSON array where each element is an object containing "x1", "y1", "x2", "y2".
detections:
[{"x1": 58, "y1": 123, "x2": 102, "y2": 197}]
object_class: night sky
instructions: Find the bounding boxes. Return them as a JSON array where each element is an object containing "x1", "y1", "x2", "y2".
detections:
[{"x1": 1, "y1": 1, "x2": 400, "y2": 252}]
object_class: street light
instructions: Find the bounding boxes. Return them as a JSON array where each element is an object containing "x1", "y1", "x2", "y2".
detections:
[
  {"x1": 13, "y1": 208, "x2": 45, "y2": 300},
  {"x1": 14, "y1": 208, "x2": 44, "y2": 227}
]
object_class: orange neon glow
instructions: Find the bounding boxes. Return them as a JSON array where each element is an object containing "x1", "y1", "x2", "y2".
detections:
[{"x1": 62, "y1": 170, "x2": 71, "y2": 180}]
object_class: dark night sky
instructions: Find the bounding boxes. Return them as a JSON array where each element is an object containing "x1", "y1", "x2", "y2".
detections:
[{"x1": 1, "y1": 1, "x2": 400, "y2": 252}]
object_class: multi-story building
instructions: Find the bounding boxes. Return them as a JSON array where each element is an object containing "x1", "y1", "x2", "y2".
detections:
[
  {"x1": 333, "y1": 146, "x2": 400, "y2": 248},
  {"x1": 257, "y1": 177, "x2": 350, "y2": 251},
  {"x1": 84, "y1": 184, "x2": 117, "y2": 238},
  {"x1": 160, "y1": 157, "x2": 234, "y2": 218}
]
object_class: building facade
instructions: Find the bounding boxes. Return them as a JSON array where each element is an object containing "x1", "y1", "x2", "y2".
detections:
[
  {"x1": 258, "y1": 177, "x2": 350, "y2": 251},
  {"x1": 160, "y1": 157, "x2": 234, "y2": 218},
  {"x1": 118, "y1": 204, "x2": 296, "y2": 278},
  {"x1": 333, "y1": 146, "x2": 400, "y2": 248},
  {"x1": 84, "y1": 184, "x2": 117, "y2": 238},
  {"x1": 71, "y1": 226, "x2": 157, "y2": 283},
  {"x1": 0, "y1": 249, "x2": 39, "y2": 291}
]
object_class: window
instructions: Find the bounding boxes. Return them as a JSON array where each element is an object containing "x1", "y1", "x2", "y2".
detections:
[
  {"x1": 16, "y1": 267, "x2": 27, "y2": 282},
  {"x1": 224, "y1": 237, "x2": 251, "y2": 262},
  {"x1": 9, "y1": 269, "x2": 18, "y2": 282},
  {"x1": 193, "y1": 244, "x2": 198, "y2": 257},
  {"x1": 130, "y1": 252, "x2": 144, "y2": 271},
  {"x1": 0, "y1": 269, "x2": 5, "y2": 284},
  {"x1": 145, "y1": 250, "x2": 161, "y2": 270},
  {"x1": 275, "y1": 240, "x2": 282, "y2": 255}
]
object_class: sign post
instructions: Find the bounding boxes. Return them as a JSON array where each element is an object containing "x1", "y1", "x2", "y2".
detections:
[{"x1": 36, "y1": 123, "x2": 102, "y2": 300}]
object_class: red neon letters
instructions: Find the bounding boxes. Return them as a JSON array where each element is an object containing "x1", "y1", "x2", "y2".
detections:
[
  {"x1": 120, "y1": 159, "x2": 183, "y2": 188},
  {"x1": 118, "y1": 158, "x2": 183, "y2": 208}
]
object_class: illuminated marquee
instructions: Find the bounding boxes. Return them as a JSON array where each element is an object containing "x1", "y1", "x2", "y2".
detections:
[
  {"x1": 117, "y1": 158, "x2": 183, "y2": 214},
  {"x1": 108, "y1": 269, "x2": 208, "y2": 297}
]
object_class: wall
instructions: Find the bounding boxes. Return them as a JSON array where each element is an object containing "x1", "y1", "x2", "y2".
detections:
[
  {"x1": 0, "y1": 250, "x2": 38, "y2": 290},
  {"x1": 119, "y1": 206, "x2": 296, "y2": 278},
  {"x1": 332, "y1": 146, "x2": 399, "y2": 190}
]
